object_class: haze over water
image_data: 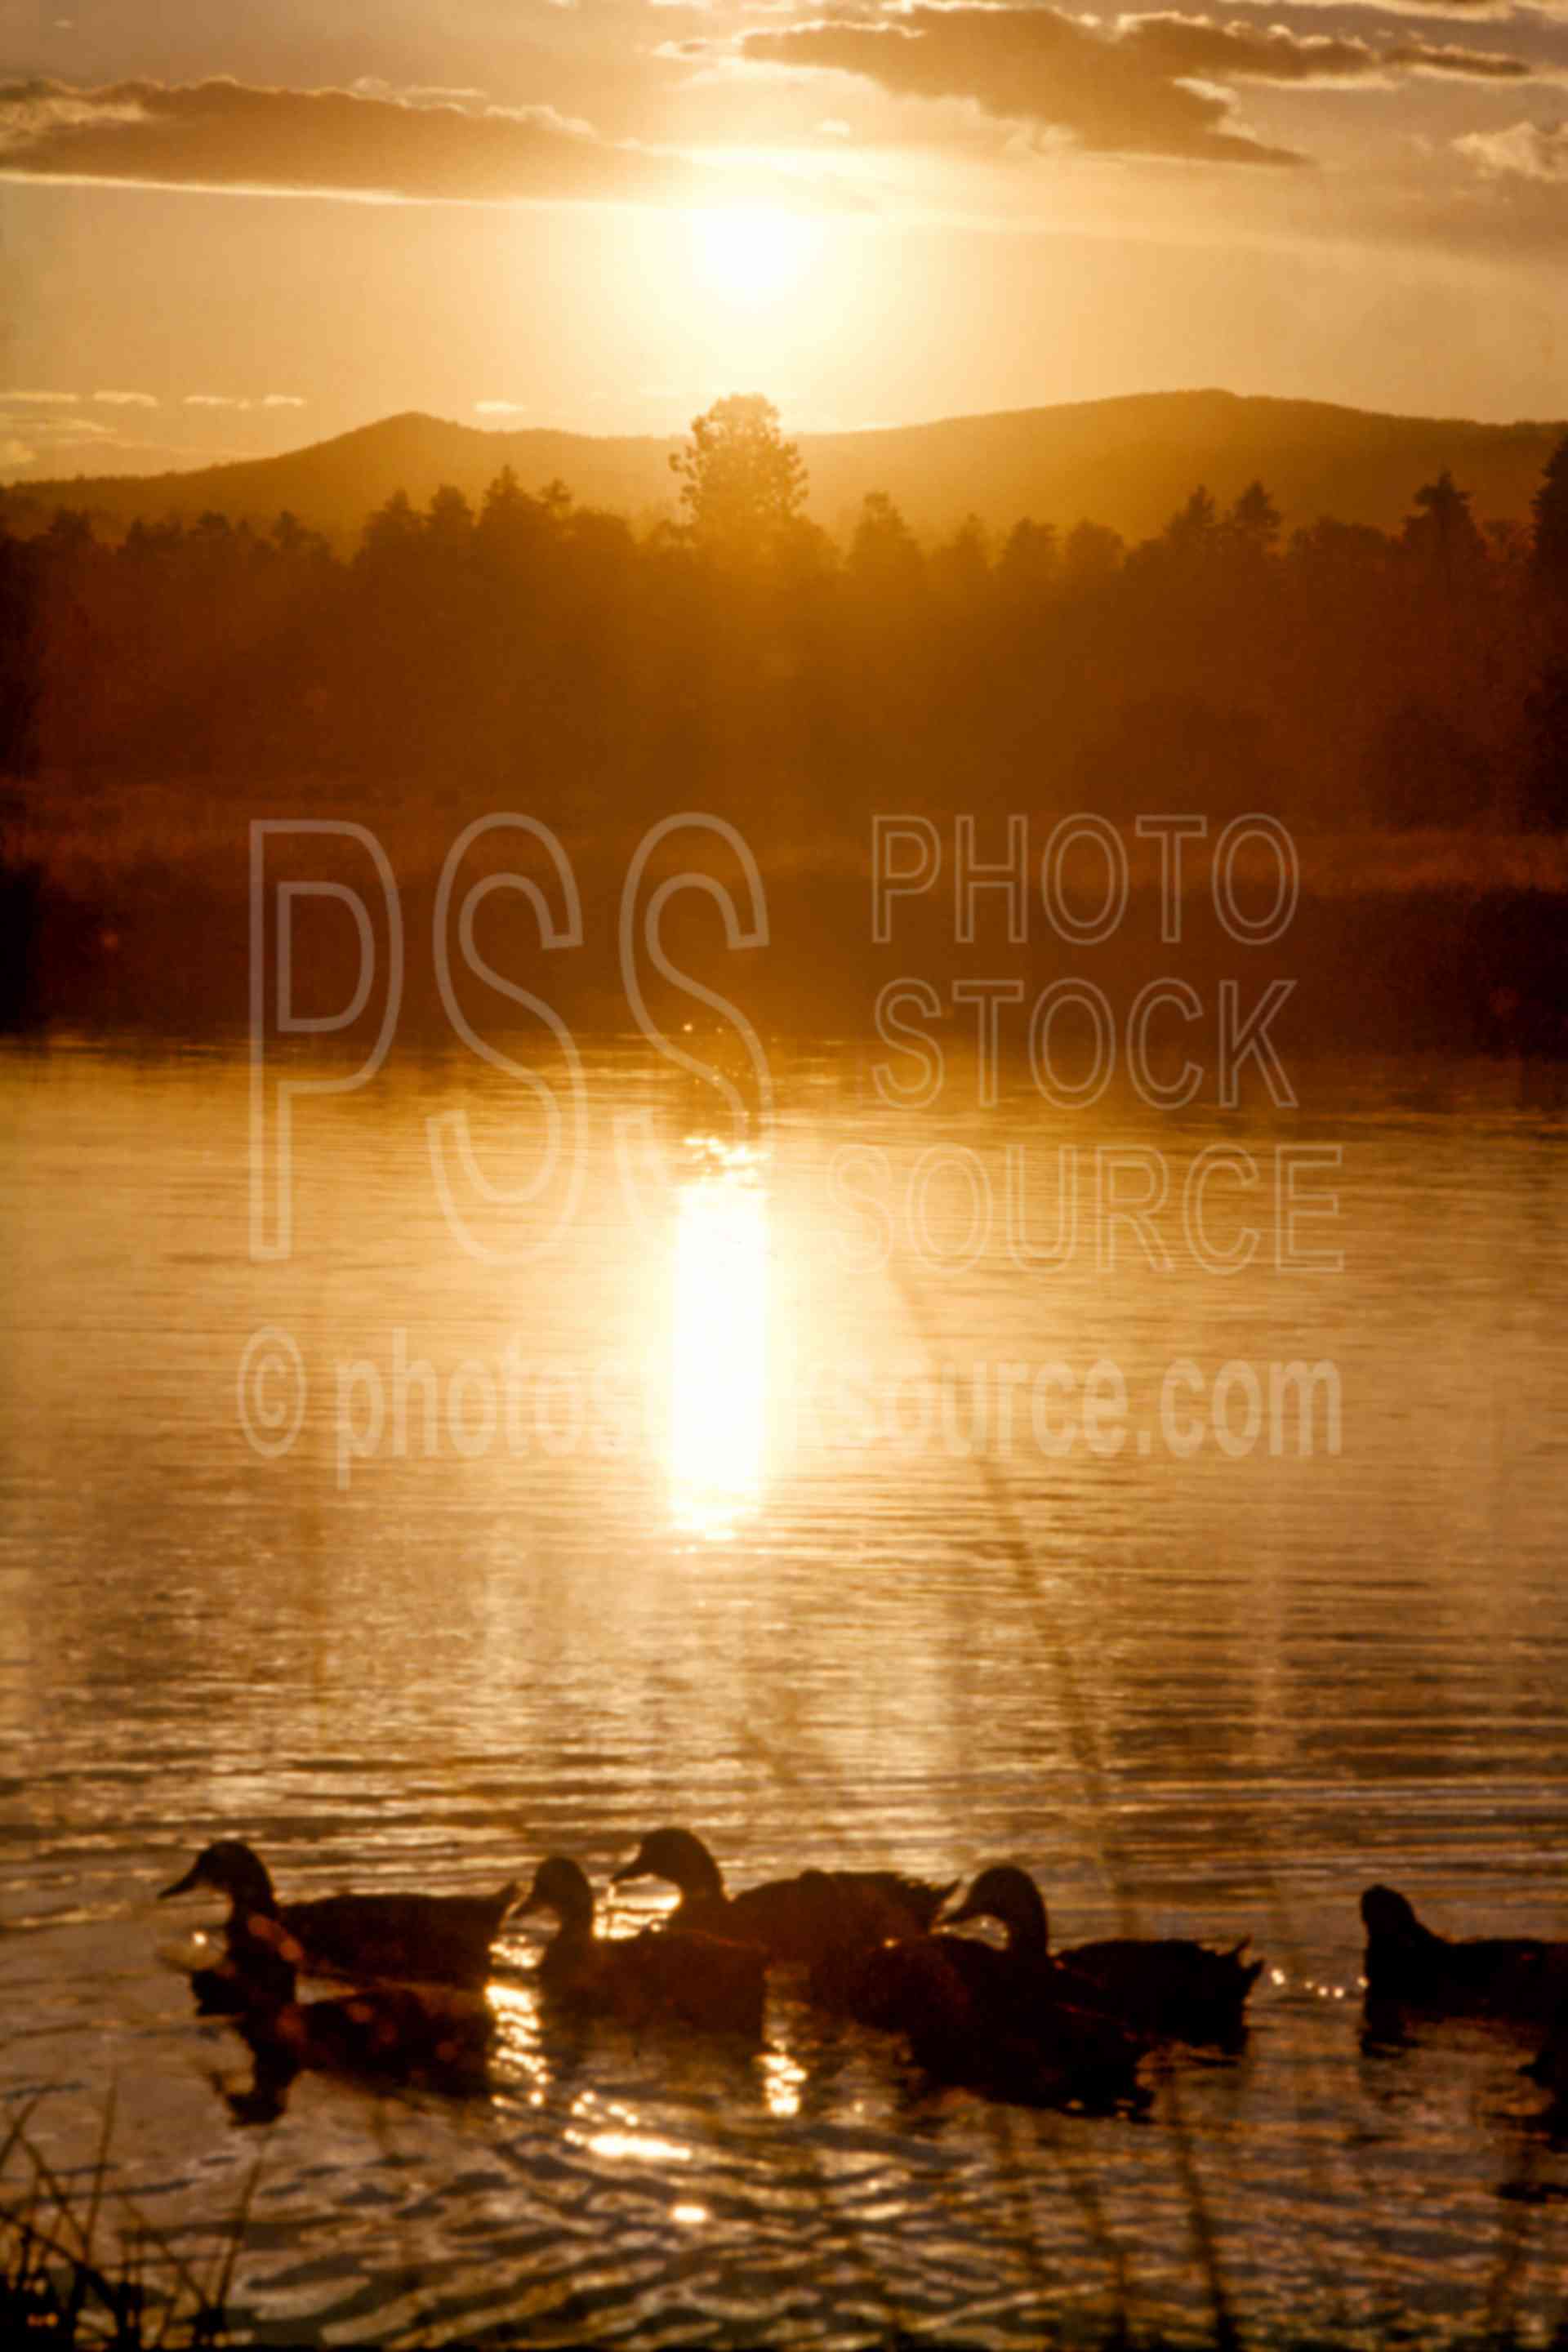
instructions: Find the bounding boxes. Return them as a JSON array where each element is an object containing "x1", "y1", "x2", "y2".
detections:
[{"x1": 3, "y1": 1037, "x2": 1566, "y2": 2345}]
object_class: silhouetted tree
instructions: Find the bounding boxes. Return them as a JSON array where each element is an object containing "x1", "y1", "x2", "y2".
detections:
[
  {"x1": 1163, "y1": 485, "x2": 1218, "y2": 558},
  {"x1": 847, "y1": 492, "x2": 924, "y2": 596},
  {"x1": 425, "y1": 483, "x2": 474, "y2": 556},
  {"x1": 670, "y1": 394, "x2": 808, "y2": 567},
  {"x1": 1402, "y1": 470, "x2": 1486, "y2": 590},
  {"x1": 1530, "y1": 434, "x2": 1568, "y2": 603},
  {"x1": 1226, "y1": 480, "x2": 1281, "y2": 559},
  {"x1": 358, "y1": 489, "x2": 421, "y2": 573},
  {"x1": 996, "y1": 518, "x2": 1058, "y2": 600},
  {"x1": 1061, "y1": 519, "x2": 1123, "y2": 588},
  {"x1": 930, "y1": 514, "x2": 990, "y2": 601},
  {"x1": 475, "y1": 467, "x2": 550, "y2": 577}
]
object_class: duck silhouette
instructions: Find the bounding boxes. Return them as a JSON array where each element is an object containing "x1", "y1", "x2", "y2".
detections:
[
  {"x1": 820, "y1": 1904, "x2": 1147, "y2": 2110},
  {"x1": 519, "y1": 1856, "x2": 767, "y2": 2039},
  {"x1": 1361, "y1": 1884, "x2": 1567, "y2": 2020},
  {"x1": 160, "y1": 1839, "x2": 519, "y2": 2000},
  {"x1": 945, "y1": 1864, "x2": 1261, "y2": 2044},
  {"x1": 611, "y1": 1828, "x2": 956, "y2": 1967}
]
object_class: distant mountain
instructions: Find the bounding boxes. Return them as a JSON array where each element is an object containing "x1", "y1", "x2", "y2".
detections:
[{"x1": 6, "y1": 390, "x2": 1563, "y2": 545}]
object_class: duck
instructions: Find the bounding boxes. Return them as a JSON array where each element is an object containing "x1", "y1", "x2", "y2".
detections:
[
  {"x1": 519, "y1": 1856, "x2": 767, "y2": 2040},
  {"x1": 211, "y1": 1911, "x2": 494, "y2": 2125},
  {"x1": 610, "y1": 1827, "x2": 957, "y2": 1968},
  {"x1": 159, "y1": 1839, "x2": 519, "y2": 1998},
  {"x1": 1361, "y1": 1884, "x2": 1568, "y2": 2021},
  {"x1": 944, "y1": 1864, "x2": 1262, "y2": 2044},
  {"x1": 814, "y1": 1911, "x2": 1147, "y2": 2110}
]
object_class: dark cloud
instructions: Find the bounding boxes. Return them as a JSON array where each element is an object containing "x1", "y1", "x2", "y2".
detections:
[
  {"x1": 0, "y1": 75, "x2": 860, "y2": 207},
  {"x1": 1249, "y1": 0, "x2": 1537, "y2": 14},
  {"x1": 1116, "y1": 15, "x2": 1534, "y2": 83},
  {"x1": 735, "y1": 9, "x2": 1309, "y2": 164},
  {"x1": 731, "y1": 6, "x2": 1552, "y2": 163}
]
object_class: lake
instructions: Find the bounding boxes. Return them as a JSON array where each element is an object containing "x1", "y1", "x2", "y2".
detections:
[{"x1": 2, "y1": 1035, "x2": 1566, "y2": 2346}]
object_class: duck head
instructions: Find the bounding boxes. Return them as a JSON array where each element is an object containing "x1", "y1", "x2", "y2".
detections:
[
  {"x1": 519, "y1": 1856, "x2": 596, "y2": 1933},
  {"x1": 612, "y1": 1828, "x2": 725, "y2": 1905},
  {"x1": 944, "y1": 1864, "x2": 1051, "y2": 1958},
  {"x1": 160, "y1": 1840, "x2": 278, "y2": 1918},
  {"x1": 1361, "y1": 1885, "x2": 1420, "y2": 1940}
]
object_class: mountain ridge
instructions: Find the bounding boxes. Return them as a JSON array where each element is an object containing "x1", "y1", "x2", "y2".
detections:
[{"x1": 6, "y1": 388, "x2": 1563, "y2": 544}]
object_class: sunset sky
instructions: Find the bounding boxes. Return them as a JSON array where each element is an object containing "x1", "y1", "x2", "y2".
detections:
[{"x1": 2, "y1": 0, "x2": 1565, "y2": 482}]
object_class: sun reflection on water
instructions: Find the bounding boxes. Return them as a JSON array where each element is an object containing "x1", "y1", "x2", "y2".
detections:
[
  {"x1": 669, "y1": 1141, "x2": 769, "y2": 1540},
  {"x1": 581, "y1": 2128, "x2": 695, "y2": 2165},
  {"x1": 760, "y1": 2045, "x2": 806, "y2": 2120},
  {"x1": 569, "y1": 2096, "x2": 695, "y2": 2167},
  {"x1": 484, "y1": 1980, "x2": 548, "y2": 2091}
]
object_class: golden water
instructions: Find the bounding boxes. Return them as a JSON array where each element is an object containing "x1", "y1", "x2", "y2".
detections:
[{"x1": 2, "y1": 1039, "x2": 1566, "y2": 2345}]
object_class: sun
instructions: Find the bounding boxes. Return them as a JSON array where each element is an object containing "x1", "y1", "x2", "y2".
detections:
[{"x1": 690, "y1": 207, "x2": 821, "y2": 310}]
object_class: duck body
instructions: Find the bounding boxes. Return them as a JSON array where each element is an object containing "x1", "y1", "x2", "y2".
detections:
[
  {"x1": 521, "y1": 1857, "x2": 766, "y2": 2040},
  {"x1": 946, "y1": 1864, "x2": 1262, "y2": 2046},
  {"x1": 818, "y1": 1928, "x2": 1146, "y2": 2109},
  {"x1": 1056, "y1": 1933, "x2": 1261, "y2": 2044},
  {"x1": 1361, "y1": 1884, "x2": 1566, "y2": 2021},
  {"x1": 161, "y1": 1839, "x2": 519, "y2": 1996},
  {"x1": 811, "y1": 1904, "x2": 1018, "y2": 2030},
  {"x1": 612, "y1": 1828, "x2": 956, "y2": 1969}
]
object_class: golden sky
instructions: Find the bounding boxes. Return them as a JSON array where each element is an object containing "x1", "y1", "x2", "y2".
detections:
[{"x1": 1, "y1": 0, "x2": 1565, "y2": 479}]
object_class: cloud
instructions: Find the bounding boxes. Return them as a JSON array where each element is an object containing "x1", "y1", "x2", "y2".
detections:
[
  {"x1": 723, "y1": 7, "x2": 1552, "y2": 164},
  {"x1": 182, "y1": 390, "x2": 305, "y2": 410},
  {"x1": 475, "y1": 399, "x2": 529, "y2": 413},
  {"x1": 350, "y1": 78, "x2": 491, "y2": 105},
  {"x1": 3, "y1": 388, "x2": 78, "y2": 403},
  {"x1": 0, "y1": 74, "x2": 862, "y2": 209},
  {"x1": 0, "y1": 411, "x2": 205, "y2": 473},
  {"x1": 0, "y1": 412, "x2": 115, "y2": 439},
  {"x1": 92, "y1": 388, "x2": 158, "y2": 405},
  {"x1": 733, "y1": 8, "x2": 1309, "y2": 163},
  {"x1": 1114, "y1": 16, "x2": 1534, "y2": 84},
  {"x1": 0, "y1": 416, "x2": 116, "y2": 447},
  {"x1": 1455, "y1": 115, "x2": 1568, "y2": 176},
  {"x1": 1245, "y1": 0, "x2": 1544, "y2": 15}
]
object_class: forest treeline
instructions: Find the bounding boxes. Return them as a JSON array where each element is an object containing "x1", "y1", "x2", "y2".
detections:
[{"x1": 5, "y1": 397, "x2": 1567, "y2": 836}]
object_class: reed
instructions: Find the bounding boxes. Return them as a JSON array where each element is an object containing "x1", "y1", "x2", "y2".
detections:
[{"x1": 0, "y1": 2094, "x2": 259, "y2": 2350}]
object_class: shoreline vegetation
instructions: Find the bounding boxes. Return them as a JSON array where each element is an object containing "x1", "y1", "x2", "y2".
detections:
[
  {"x1": 4, "y1": 784, "x2": 1568, "y2": 1058},
  {"x1": 2, "y1": 394, "x2": 1566, "y2": 1048},
  {"x1": 0, "y1": 2098, "x2": 253, "y2": 2350}
]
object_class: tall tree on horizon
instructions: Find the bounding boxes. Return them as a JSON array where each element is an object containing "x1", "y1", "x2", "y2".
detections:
[{"x1": 670, "y1": 394, "x2": 808, "y2": 568}]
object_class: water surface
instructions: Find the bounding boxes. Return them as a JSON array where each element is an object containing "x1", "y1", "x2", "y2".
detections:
[{"x1": 2, "y1": 1039, "x2": 1566, "y2": 2345}]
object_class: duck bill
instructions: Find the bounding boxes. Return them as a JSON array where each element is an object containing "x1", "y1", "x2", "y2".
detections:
[
  {"x1": 609, "y1": 1859, "x2": 648, "y2": 1886},
  {"x1": 938, "y1": 1890, "x2": 981, "y2": 1930},
  {"x1": 159, "y1": 1862, "x2": 203, "y2": 1901}
]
